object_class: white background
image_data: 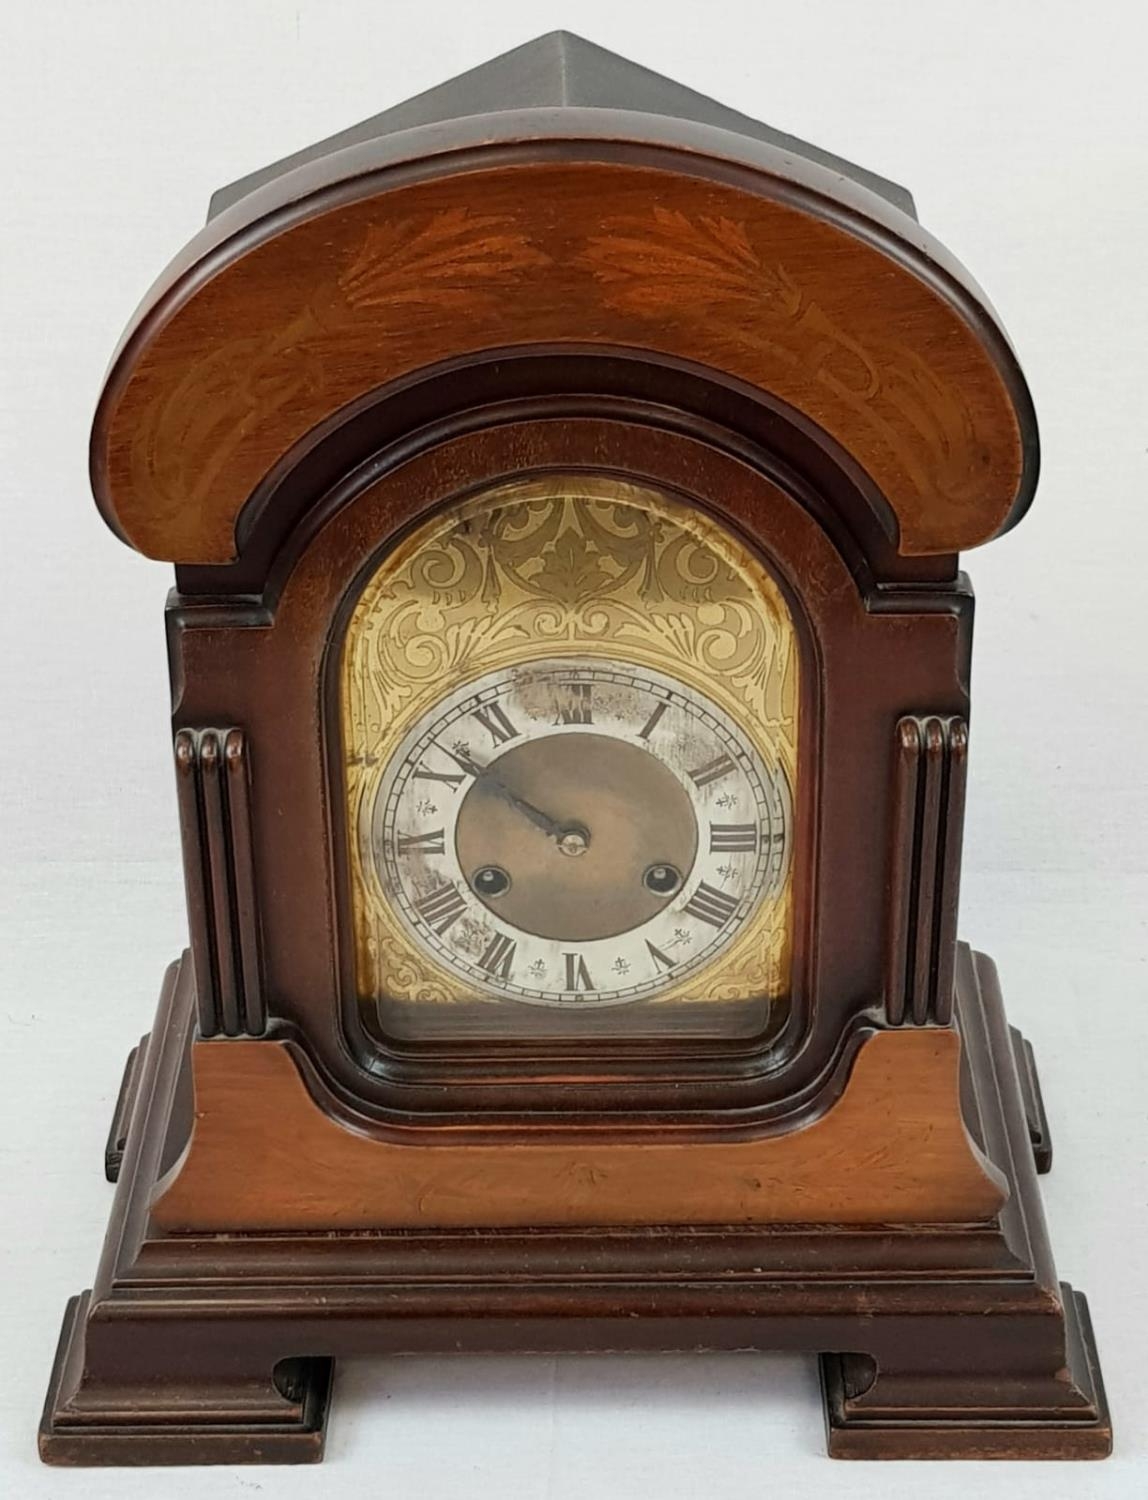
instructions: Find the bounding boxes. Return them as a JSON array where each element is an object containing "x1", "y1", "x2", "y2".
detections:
[{"x1": 1, "y1": 1, "x2": 1145, "y2": 1495}]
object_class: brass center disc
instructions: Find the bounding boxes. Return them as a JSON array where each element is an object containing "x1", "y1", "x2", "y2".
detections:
[{"x1": 455, "y1": 733, "x2": 698, "y2": 942}]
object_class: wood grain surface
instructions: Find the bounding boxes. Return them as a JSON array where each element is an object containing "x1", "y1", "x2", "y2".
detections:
[
  {"x1": 95, "y1": 157, "x2": 1029, "y2": 563},
  {"x1": 152, "y1": 1026, "x2": 1008, "y2": 1231}
]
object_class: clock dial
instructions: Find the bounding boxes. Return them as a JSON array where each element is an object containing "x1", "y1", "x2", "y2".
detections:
[
  {"x1": 340, "y1": 471, "x2": 800, "y2": 1044},
  {"x1": 369, "y1": 660, "x2": 790, "y2": 1007}
]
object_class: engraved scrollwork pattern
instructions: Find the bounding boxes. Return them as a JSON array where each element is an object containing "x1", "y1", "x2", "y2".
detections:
[{"x1": 341, "y1": 475, "x2": 798, "y2": 1010}]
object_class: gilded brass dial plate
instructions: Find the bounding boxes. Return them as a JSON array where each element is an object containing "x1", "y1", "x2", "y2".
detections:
[{"x1": 339, "y1": 474, "x2": 799, "y2": 1040}]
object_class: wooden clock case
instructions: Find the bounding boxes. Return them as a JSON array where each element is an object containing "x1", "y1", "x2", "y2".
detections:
[{"x1": 40, "y1": 34, "x2": 1111, "y2": 1463}]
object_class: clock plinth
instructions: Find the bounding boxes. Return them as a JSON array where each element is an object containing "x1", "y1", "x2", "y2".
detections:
[
  {"x1": 40, "y1": 945, "x2": 1109, "y2": 1462},
  {"x1": 42, "y1": 33, "x2": 1109, "y2": 1464}
]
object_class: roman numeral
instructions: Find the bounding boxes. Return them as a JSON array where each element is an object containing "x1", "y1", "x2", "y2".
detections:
[
  {"x1": 555, "y1": 682, "x2": 592, "y2": 724},
  {"x1": 414, "y1": 765, "x2": 466, "y2": 790},
  {"x1": 413, "y1": 882, "x2": 467, "y2": 935},
  {"x1": 478, "y1": 932, "x2": 516, "y2": 980},
  {"x1": 472, "y1": 702, "x2": 519, "y2": 746},
  {"x1": 683, "y1": 881, "x2": 740, "y2": 928},
  {"x1": 444, "y1": 742, "x2": 485, "y2": 778},
  {"x1": 646, "y1": 940, "x2": 676, "y2": 972},
  {"x1": 688, "y1": 753, "x2": 736, "y2": 787},
  {"x1": 564, "y1": 952, "x2": 594, "y2": 991},
  {"x1": 709, "y1": 823, "x2": 758, "y2": 853},
  {"x1": 637, "y1": 699, "x2": 668, "y2": 740},
  {"x1": 396, "y1": 828, "x2": 446, "y2": 855}
]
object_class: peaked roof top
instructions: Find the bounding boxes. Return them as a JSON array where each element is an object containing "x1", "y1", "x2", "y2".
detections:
[{"x1": 210, "y1": 31, "x2": 915, "y2": 219}]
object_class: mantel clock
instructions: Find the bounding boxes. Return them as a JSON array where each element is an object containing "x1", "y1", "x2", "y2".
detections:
[{"x1": 40, "y1": 33, "x2": 1111, "y2": 1463}]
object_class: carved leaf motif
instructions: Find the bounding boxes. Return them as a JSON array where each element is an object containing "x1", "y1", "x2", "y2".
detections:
[
  {"x1": 131, "y1": 307, "x2": 329, "y2": 522},
  {"x1": 578, "y1": 208, "x2": 988, "y2": 512},
  {"x1": 132, "y1": 211, "x2": 550, "y2": 525},
  {"x1": 883, "y1": 346, "x2": 980, "y2": 502},
  {"x1": 338, "y1": 207, "x2": 551, "y2": 313},
  {"x1": 580, "y1": 207, "x2": 802, "y2": 318}
]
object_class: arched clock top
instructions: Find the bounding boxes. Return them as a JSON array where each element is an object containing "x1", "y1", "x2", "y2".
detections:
[{"x1": 90, "y1": 100, "x2": 1037, "y2": 566}]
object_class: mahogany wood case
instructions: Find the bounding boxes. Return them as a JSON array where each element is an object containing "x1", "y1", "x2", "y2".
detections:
[{"x1": 39, "y1": 33, "x2": 1112, "y2": 1464}]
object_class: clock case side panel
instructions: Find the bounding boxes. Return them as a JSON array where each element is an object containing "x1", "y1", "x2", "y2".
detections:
[{"x1": 166, "y1": 361, "x2": 973, "y2": 1127}]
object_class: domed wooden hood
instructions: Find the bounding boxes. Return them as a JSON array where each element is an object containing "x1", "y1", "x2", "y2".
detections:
[{"x1": 90, "y1": 32, "x2": 1038, "y2": 564}]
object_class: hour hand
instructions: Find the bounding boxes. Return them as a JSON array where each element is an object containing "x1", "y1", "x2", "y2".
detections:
[
  {"x1": 478, "y1": 773, "x2": 588, "y2": 853},
  {"x1": 484, "y1": 776, "x2": 564, "y2": 839}
]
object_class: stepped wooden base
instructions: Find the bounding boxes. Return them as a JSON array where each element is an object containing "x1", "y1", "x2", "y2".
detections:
[
  {"x1": 821, "y1": 1286, "x2": 1109, "y2": 1459},
  {"x1": 39, "y1": 945, "x2": 1111, "y2": 1464},
  {"x1": 41, "y1": 1294, "x2": 331, "y2": 1466}
]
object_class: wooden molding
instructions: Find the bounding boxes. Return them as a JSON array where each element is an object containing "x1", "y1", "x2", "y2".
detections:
[
  {"x1": 152, "y1": 1026, "x2": 1007, "y2": 1232},
  {"x1": 173, "y1": 728, "x2": 264, "y2": 1037},
  {"x1": 886, "y1": 715, "x2": 968, "y2": 1026}
]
